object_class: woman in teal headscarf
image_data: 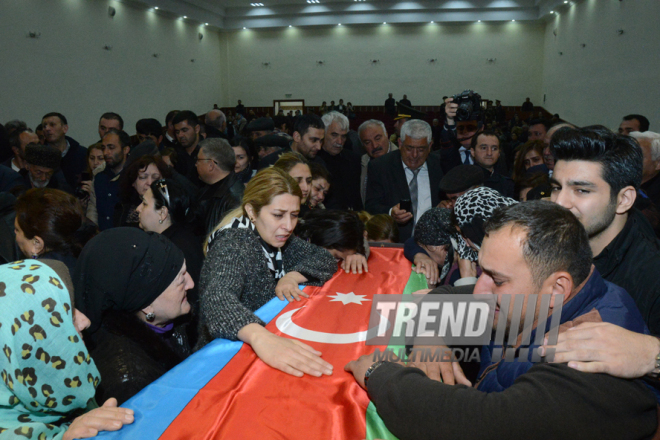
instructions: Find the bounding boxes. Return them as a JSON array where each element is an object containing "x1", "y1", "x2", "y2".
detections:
[{"x1": 0, "y1": 259, "x2": 134, "y2": 439}]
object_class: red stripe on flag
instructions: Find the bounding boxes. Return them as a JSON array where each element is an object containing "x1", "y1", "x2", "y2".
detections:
[{"x1": 161, "y1": 247, "x2": 411, "y2": 439}]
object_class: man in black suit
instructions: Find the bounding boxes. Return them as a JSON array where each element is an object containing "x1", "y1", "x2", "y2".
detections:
[{"x1": 366, "y1": 119, "x2": 443, "y2": 242}]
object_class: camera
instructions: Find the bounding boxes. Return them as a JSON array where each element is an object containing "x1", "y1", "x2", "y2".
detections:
[{"x1": 451, "y1": 90, "x2": 483, "y2": 121}]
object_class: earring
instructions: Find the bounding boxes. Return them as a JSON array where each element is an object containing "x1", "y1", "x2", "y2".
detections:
[
  {"x1": 158, "y1": 219, "x2": 163, "y2": 224},
  {"x1": 31, "y1": 254, "x2": 38, "y2": 260},
  {"x1": 146, "y1": 312, "x2": 155, "y2": 322}
]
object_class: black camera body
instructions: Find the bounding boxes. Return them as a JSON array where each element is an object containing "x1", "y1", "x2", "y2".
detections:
[{"x1": 451, "y1": 90, "x2": 483, "y2": 121}]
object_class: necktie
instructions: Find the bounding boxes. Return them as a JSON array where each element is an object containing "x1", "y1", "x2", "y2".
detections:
[
  {"x1": 463, "y1": 151, "x2": 471, "y2": 165},
  {"x1": 409, "y1": 168, "x2": 421, "y2": 222}
]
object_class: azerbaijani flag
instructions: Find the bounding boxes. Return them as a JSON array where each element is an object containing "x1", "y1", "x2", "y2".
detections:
[{"x1": 96, "y1": 247, "x2": 426, "y2": 439}]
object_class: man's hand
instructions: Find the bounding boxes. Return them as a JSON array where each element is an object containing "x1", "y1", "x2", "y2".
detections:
[
  {"x1": 413, "y1": 253, "x2": 439, "y2": 286},
  {"x1": 345, "y1": 353, "x2": 377, "y2": 389},
  {"x1": 444, "y1": 97, "x2": 458, "y2": 126},
  {"x1": 63, "y1": 398, "x2": 134, "y2": 440},
  {"x1": 438, "y1": 200, "x2": 453, "y2": 209},
  {"x1": 392, "y1": 204, "x2": 413, "y2": 225},
  {"x1": 540, "y1": 322, "x2": 659, "y2": 379},
  {"x1": 405, "y1": 345, "x2": 472, "y2": 386},
  {"x1": 342, "y1": 254, "x2": 368, "y2": 274}
]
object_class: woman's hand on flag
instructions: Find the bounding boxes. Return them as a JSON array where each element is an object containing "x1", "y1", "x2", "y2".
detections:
[
  {"x1": 241, "y1": 324, "x2": 334, "y2": 378},
  {"x1": 342, "y1": 254, "x2": 369, "y2": 274},
  {"x1": 275, "y1": 272, "x2": 309, "y2": 302},
  {"x1": 413, "y1": 253, "x2": 439, "y2": 286},
  {"x1": 63, "y1": 398, "x2": 134, "y2": 440}
]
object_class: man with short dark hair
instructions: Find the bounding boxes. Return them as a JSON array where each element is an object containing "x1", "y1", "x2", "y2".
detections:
[
  {"x1": 19, "y1": 143, "x2": 72, "y2": 193},
  {"x1": 618, "y1": 114, "x2": 650, "y2": 135},
  {"x1": 3, "y1": 128, "x2": 39, "y2": 172},
  {"x1": 135, "y1": 118, "x2": 164, "y2": 149},
  {"x1": 527, "y1": 118, "x2": 550, "y2": 141},
  {"x1": 521, "y1": 97, "x2": 534, "y2": 113},
  {"x1": 172, "y1": 110, "x2": 202, "y2": 184},
  {"x1": 346, "y1": 201, "x2": 656, "y2": 440},
  {"x1": 41, "y1": 112, "x2": 86, "y2": 189},
  {"x1": 162, "y1": 110, "x2": 180, "y2": 149},
  {"x1": 98, "y1": 112, "x2": 124, "y2": 140},
  {"x1": 93, "y1": 129, "x2": 131, "y2": 230},
  {"x1": 258, "y1": 114, "x2": 325, "y2": 169},
  {"x1": 366, "y1": 119, "x2": 444, "y2": 242},
  {"x1": 551, "y1": 126, "x2": 660, "y2": 333},
  {"x1": 318, "y1": 111, "x2": 363, "y2": 211},
  {"x1": 470, "y1": 131, "x2": 514, "y2": 198},
  {"x1": 236, "y1": 100, "x2": 246, "y2": 117},
  {"x1": 189, "y1": 138, "x2": 244, "y2": 237},
  {"x1": 400, "y1": 94, "x2": 411, "y2": 108}
]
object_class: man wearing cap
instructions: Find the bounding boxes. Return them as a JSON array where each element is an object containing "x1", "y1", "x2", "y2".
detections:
[
  {"x1": 258, "y1": 114, "x2": 326, "y2": 169},
  {"x1": 438, "y1": 164, "x2": 485, "y2": 210},
  {"x1": 246, "y1": 117, "x2": 275, "y2": 141},
  {"x1": 470, "y1": 131, "x2": 514, "y2": 198},
  {"x1": 19, "y1": 143, "x2": 72, "y2": 193},
  {"x1": 365, "y1": 119, "x2": 443, "y2": 242},
  {"x1": 41, "y1": 112, "x2": 86, "y2": 189},
  {"x1": 358, "y1": 120, "x2": 399, "y2": 204},
  {"x1": 255, "y1": 134, "x2": 289, "y2": 161}
]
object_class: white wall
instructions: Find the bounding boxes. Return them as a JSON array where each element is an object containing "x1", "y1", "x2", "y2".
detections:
[
  {"x1": 224, "y1": 22, "x2": 546, "y2": 108},
  {"x1": 541, "y1": 0, "x2": 660, "y2": 130},
  {"x1": 0, "y1": 0, "x2": 226, "y2": 146}
]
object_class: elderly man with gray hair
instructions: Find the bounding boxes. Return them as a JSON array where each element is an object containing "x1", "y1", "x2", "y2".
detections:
[
  {"x1": 630, "y1": 131, "x2": 660, "y2": 208},
  {"x1": 365, "y1": 119, "x2": 444, "y2": 242},
  {"x1": 189, "y1": 137, "x2": 244, "y2": 237},
  {"x1": 358, "y1": 119, "x2": 399, "y2": 204},
  {"x1": 317, "y1": 111, "x2": 363, "y2": 211}
]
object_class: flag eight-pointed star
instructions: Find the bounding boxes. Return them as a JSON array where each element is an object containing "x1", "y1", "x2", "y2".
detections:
[{"x1": 328, "y1": 292, "x2": 371, "y2": 305}]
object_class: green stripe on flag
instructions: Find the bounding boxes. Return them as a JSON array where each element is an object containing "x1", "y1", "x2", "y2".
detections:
[{"x1": 365, "y1": 268, "x2": 428, "y2": 440}]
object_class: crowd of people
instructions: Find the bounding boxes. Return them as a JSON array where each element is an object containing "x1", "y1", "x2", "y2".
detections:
[{"x1": 0, "y1": 94, "x2": 658, "y2": 438}]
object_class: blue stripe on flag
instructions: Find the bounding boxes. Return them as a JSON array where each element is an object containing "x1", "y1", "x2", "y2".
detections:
[{"x1": 95, "y1": 296, "x2": 289, "y2": 439}]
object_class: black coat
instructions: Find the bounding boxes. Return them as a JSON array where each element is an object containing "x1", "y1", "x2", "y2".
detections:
[
  {"x1": 365, "y1": 149, "x2": 444, "y2": 242},
  {"x1": 318, "y1": 149, "x2": 363, "y2": 211},
  {"x1": 189, "y1": 172, "x2": 244, "y2": 238},
  {"x1": 593, "y1": 209, "x2": 660, "y2": 334},
  {"x1": 88, "y1": 311, "x2": 190, "y2": 405}
]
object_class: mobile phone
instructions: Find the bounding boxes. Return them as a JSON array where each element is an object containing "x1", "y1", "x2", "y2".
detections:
[
  {"x1": 399, "y1": 199, "x2": 412, "y2": 213},
  {"x1": 80, "y1": 172, "x2": 91, "y2": 181}
]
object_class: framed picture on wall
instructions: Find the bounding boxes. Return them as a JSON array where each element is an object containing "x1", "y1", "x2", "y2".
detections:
[{"x1": 274, "y1": 99, "x2": 305, "y2": 117}]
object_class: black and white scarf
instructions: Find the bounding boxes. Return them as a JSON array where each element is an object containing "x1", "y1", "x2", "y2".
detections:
[{"x1": 210, "y1": 216, "x2": 286, "y2": 279}]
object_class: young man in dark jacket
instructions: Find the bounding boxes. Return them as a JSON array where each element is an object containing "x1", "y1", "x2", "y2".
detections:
[
  {"x1": 550, "y1": 126, "x2": 660, "y2": 334},
  {"x1": 346, "y1": 202, "x2": 657, "y2": 440}
]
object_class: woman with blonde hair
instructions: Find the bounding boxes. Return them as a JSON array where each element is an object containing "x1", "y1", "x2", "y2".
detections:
[{"x1": 199, "y1": 167, "x2": 337, "y2": 378}]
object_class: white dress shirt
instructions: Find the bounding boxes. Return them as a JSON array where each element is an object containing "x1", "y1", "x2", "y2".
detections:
[{"x1": 403, "y1": 160, "x2": 431, "y2": 224}]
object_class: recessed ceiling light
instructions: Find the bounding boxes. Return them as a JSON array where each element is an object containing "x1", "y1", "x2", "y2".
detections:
[
  {"x1": 383, "y1": 22, "x2": 386, "y2": 24},
  {"x1": 154, "y1": 6, "x2": 159, "y2": 10},
  {"x1": 205, "y1": 22, "x2": 209, "y2": 25},
  {"x1": 478, "y1": 19, "x2": 481, "y2": 22},
  {"x1": 338, "y1": 23, "x2": 341, "y2": 26},
  {"x1": 183, "y1": 15, "x2": 187, "y2": 18},
  {"x1": 289, "y1": 25, "x2": 292, "y2": 27},
  {"x1": 511, "y1": 19, "x2": 515, "y2": 21},
  {"x1": 564, "y1": 1, "x2": 568, "y2": 3},
  {"x1": 550, "y1": 10, "x2": 554, "y2": 13},
  {"x1": 243, "y1": 27, "x2": 247, "y2": 29},
  {"x1": 430, "y1": 21, "x2": 434, "y2": 23}
]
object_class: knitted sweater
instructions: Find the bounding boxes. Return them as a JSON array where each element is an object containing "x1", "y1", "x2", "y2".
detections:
[{"x1": 195, "y1": 228, "x2": 337, "y2": 348}]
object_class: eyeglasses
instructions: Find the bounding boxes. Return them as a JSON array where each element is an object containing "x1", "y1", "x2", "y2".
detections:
[
  {"x1": 195, "y1": 157, "x2": 218, "y2": 165},
  {"x1": 155, "y1": 179, "x2": 170, "y2": 208}
]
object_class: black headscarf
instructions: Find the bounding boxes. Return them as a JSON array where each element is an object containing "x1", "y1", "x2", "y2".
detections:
[{"x1": 73, "y1": 227, "x2": 184, "y2": 333}]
